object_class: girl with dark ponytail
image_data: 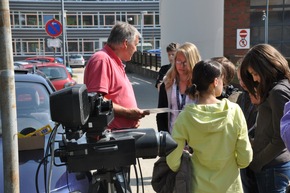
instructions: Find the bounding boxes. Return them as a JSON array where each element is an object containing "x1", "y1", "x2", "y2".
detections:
[{"x1": 167, "y1": 60, "x2": 253, "y2": 193}]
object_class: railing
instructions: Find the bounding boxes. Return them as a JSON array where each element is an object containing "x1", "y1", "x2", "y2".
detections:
[{"x1": 129, "y1": 51, "x2": 161, "y2": 71}]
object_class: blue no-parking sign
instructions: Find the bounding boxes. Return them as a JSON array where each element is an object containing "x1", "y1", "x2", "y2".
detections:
[{"x1": 45, "y1": 19, "x2": 63, "y2": 37}]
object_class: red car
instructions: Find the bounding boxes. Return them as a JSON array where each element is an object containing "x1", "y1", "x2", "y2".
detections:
[
  {"x1": 23, "y1": 63, "x2": 77, "y2": 90},
  {"x1": 25, "y1": 56, "x2": 60, "y2": 63}
]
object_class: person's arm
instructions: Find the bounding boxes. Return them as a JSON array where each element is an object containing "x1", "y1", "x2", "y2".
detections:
[
  {"x1": 235, "y1": 106, "x2": 253, "y2": 168},
  {"x1": 155, "y1": 65, "x2": 170, "y2": 90},
  {"x1": 166, "y1": 117, "x2": 185, "y2": 172},
  {"x1": 250, "y1": 87, "x2": 290, "y2": 172},
  {"x1": 281, "y1": 101, "x2": 290, "y2": 152},
  {"x1": 111, "y1": 101, "x2": 149, "y2": 120},
  {"x1": 155, "y1": 66, "x2": 165, "y2": 88}
]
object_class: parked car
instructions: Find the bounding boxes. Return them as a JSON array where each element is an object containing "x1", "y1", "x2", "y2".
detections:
[
  {"x1": 23, "y1": 63, "x2": 77, "y2": 91},
  {"x1": 55, "y1": 57, "x2": 64, "y2": 63},
  {"x1": 66, "y1": 66, "x2": 74, "y2": 77},
  {"x1": 145, "y1": 48, "x2": 161, "y2": 57},
  {"x1": 14, "y1": 60, "x2": 42, "y2": 69},
  {"x1": 14, "y1": 61, "x2": 28, "y2": 69},
  {"x1": 25, "y1": 56, "x2": 60, "y2": 63},
  {"x1": 68, "y1": 54, "x2": 85, "y2": 68},
  {"x1": 25, "y1": 57, "x2": 74, "y2": 77},
  {"x1": 0, "y1": 69, "x2": 89, "y2": 193}
]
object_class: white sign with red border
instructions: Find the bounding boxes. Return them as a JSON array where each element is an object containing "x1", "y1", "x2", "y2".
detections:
[{"x1": 237, "y1": 29, "x2": 250, "y2": 49}]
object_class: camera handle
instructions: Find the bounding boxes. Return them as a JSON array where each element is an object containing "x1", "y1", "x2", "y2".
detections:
[{"x1": 88, "y1": 167, "x2": 132, "y2": 193}]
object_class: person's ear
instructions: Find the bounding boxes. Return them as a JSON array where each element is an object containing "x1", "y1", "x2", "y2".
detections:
[
  {"x1": 214, "y1": 78, "x2": 218, "y2": 87},
  {"x1": 123, "y1": 39, "x2": 128, "y2": 48}
]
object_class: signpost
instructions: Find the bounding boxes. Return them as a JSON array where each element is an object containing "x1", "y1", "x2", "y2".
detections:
[
  {"x1": 45, "y1": 19, "x2": 63, "y2": 38},
  {"x1": 45, "y1": 19, "x2": 63, "y2": 61}
]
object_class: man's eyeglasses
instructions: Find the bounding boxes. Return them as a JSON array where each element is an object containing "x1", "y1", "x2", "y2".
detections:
[{"x1": 176, "y1": 60, "x2": 188, "y2": 66}]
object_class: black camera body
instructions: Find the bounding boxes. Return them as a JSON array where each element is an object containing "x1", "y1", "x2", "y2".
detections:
[{"x1": 50, "y1": 84, "x2": 177, "y2": 173}]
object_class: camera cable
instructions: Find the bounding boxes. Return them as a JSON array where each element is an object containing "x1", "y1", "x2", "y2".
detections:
[
  {"x1": 132, "y1": 164, "x2": 139, "y2": 193},
  {"x1": 137, "y1": 158, "x2": 145, "y2": 193},
  {"x1": 35, "y1": 154, "x2": 51, "y2": 193},
  {"x1": 46, "y1": 123, "x2": 58, "y2": 193}
]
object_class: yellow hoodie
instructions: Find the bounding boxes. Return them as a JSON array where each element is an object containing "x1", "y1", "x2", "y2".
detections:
[{"x1": 166, "y1": 98, "x2": 253, "y2": 193}]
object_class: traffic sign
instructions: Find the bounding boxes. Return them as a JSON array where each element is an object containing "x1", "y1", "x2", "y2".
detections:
[
  {"x1": 236, "y1": 29, "x2": 250, "y2": 49},
  {"x1": 45, "y1": 19, "x2": 63, "y2": 37},
  {"x1": 239, "y1": 30, "x2": 248, "y2": 39}
]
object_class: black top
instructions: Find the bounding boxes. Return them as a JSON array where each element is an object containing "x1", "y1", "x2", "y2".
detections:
[
  {"x1": 155, "y1": 64, "x2": 171, "y2": 88},
  {"x1": 156, "y1": 82, "x2": 169, "y2": 132},
  {"x1": 236, "y1": 91, "x2": 257, "y2": 136}
]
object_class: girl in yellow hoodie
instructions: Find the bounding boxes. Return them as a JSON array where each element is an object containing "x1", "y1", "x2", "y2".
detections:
[{"x1": 166, "y1": 60, "x2": 253, "y2": 193}]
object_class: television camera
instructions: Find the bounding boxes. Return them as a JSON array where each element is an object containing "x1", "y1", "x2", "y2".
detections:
[{"x1": 49, "y1": 84, "x2": 177, "y2": 193}]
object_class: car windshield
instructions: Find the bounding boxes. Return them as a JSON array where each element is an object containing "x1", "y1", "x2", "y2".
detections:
[
  {"x1": 0, "y1": 82, "x2": 51, "y2": 135},
  {"x1": 39, "y1": 67, "x2": 67, "y2": 80},
  {"x1": 70, "y1": 55, "x2": 82, "y2": 59}
]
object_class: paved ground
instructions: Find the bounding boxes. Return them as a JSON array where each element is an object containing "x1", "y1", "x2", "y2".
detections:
[{"x1": 130, "y1": 114, "x2": 158, "y2": 193}]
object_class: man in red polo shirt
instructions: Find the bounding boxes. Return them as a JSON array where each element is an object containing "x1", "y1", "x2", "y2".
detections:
[{"x1": 84, "y1": 21, "x2": 149, "y2": 130}]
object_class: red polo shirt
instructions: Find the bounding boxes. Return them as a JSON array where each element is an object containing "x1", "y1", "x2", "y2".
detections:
[{"x1": 84, "y1": 45, "x2": 138, "y2": 130}]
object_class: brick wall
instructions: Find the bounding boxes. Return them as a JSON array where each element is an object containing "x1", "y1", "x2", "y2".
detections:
[{"x1": 224, "y1": 0, "x2": 251, "y2": 64}]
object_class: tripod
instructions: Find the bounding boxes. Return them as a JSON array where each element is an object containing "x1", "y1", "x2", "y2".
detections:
[{"x1": 88, "y1": 167, "x2": 132, "y2": 193}]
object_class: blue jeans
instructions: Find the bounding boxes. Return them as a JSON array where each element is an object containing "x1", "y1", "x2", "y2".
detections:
[{"x1": 255, "y1": 161, "x2": 290, "y2": 193}]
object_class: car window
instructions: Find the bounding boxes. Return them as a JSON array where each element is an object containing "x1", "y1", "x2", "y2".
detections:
[
  {"x1": 39, "y1": 67, "x2": 67, "y2": 80},
  {"x1": 70, "y1": 55, "x2": 82, "y2": 59},
  {"x1": 16, "y1": 83, "x2": 51, "y2": 133},
  {"x1": 0, "y1": 82, "x2": 51, "y2": 135}
]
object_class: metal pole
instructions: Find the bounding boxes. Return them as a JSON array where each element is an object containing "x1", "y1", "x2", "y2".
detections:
[
  {"x1": 140, "y1": 13, "x2": 144, "y2": 53},
  {"x1": 61, "y1": 0, "x2": 67, "y2": 66},
  {"x1": 0, "y1": 0, "x2": 20, "y2": 192},
  {"x1": 265, "y1": 0, "x2": 269, "y2": 43},
  {"x1": 140, "y1": 11, "x2": 147, "y2": 53}
]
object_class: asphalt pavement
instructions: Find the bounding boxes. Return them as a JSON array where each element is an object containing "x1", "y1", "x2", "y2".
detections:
[{"x1": 72, "y1": 68, "x2": 159, "y2": 193}]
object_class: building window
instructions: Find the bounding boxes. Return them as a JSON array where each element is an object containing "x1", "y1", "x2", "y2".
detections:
[
  {"x1": 67, "y1": 15, "x2": 78, "y2": 27},
  {"x1": 14, "y1": 14, "x2": 20, "y2": 27},
  {"x1": 26, "y1": 15, "x2": 38, "y2": 26},
  {"x1": 94, "y1": 15, "x2": 99, "y2": 26},
  {"x1": 250, "y1": 1, "x2": 290, "y2": 57},
  {"x1": 83, "y1": 15, "x2": 93, "y2": 26},
  {"x1": 127, "y1": 14, "x2": 138, "y2": 25},
  {"x1": 12, "y1": 40, "x2": 22, "y2": 55},
  {"x1": 43, "y1": 15, "x2": 54, "y2": 25},
  {"x1": 68, "y1": 41, "x2": 78, "y2": 52},
  {"x1": 104, "y1": 14, "x2": 115, "y2": 26},
  {"x1": 155, "y1": 14, "x2": 159, "y2": 25},
  {"x1": 83, "y1": 41, "x2": 94, "y2": 52},
  {"x1": 144, "y1": 14, "x2": 153, "y2": 26}
]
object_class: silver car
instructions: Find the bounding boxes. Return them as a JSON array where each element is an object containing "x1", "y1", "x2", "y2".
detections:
[{"x1": 68, "y1": 54, "x2": 85, "y2": 68}]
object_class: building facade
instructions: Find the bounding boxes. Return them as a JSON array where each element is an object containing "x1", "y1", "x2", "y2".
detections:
[
  {"x1": 9, "y1": 0, "x2": 160, "y2": 61},
  {"x1": 225, "y1": 0, "x2": 290, "y2": 62},
  {"x1": 9, "y1": 0, "x2": 290, "y2": 63}
]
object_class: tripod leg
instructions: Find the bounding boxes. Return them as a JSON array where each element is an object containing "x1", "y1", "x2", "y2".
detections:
[
  {"x1": 88, "y1": 180, "x2": 108, "y2": 193},
  {"x1": 114, "y1": 168, "x2": 132, "y2": 193},
  {"x1": 88, "y1": 169, "x2": 132, "y2": 193},
  {"x1": 88, "y1": 173, "x2": 109, "y2": 193}
]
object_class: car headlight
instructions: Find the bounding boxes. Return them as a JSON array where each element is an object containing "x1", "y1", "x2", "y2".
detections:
[{"x1": 64, "y1": 81, "x2": 77, "y2": 88}]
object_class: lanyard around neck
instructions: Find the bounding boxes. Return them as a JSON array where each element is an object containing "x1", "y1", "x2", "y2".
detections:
[{"x1": 176, "y1": 84, "x2": 186, "y2": 110}]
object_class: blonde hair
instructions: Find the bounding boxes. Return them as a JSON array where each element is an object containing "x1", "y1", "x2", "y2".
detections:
[{"x1": 164, "y1": 42, "x2": 201, "y2": 89}]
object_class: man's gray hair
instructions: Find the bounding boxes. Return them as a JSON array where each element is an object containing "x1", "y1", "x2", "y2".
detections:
[{"x1": 107, "y1": 21, "x2": 141, "y2": 45}]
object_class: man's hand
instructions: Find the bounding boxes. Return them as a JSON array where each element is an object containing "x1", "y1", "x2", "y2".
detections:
[
  {"x1": 125, "y1": 108, "x2": 150, "y2": 120},
  {"x1": 112, "y1": 102, "x2": 150, "y2": 120}
]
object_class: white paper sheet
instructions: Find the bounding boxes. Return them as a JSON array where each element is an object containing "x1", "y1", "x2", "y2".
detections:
[{"x1": 142, "y1": 108, "x2": 181, "y2": 114}]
